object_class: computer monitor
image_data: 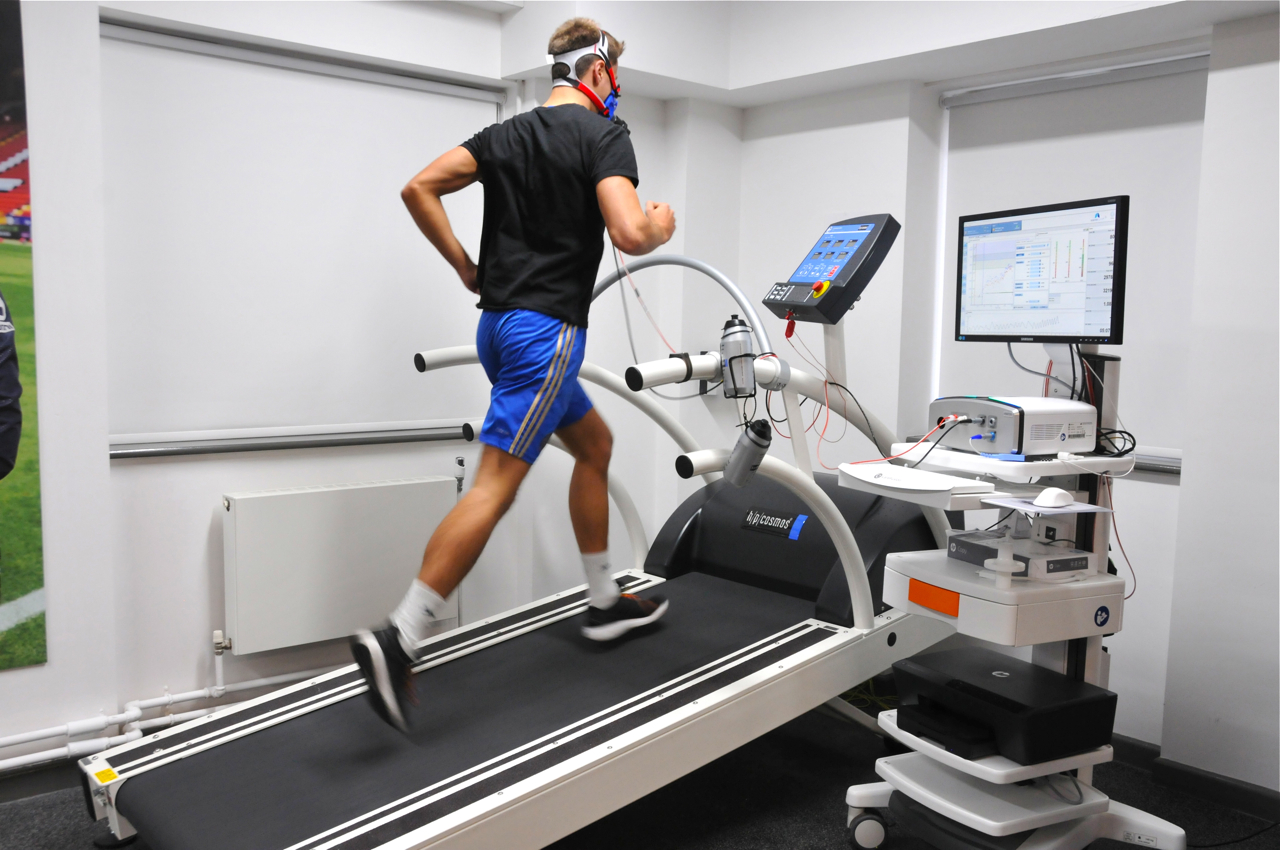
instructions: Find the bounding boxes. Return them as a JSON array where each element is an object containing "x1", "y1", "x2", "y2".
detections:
[{"x1": 955, "y1": 196, "x2": 1128, "y2": 345}]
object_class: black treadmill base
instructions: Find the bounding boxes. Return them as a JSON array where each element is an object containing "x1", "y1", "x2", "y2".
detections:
[{"x1": 116, "y1": 574, "x2": 820, "y2": 850}]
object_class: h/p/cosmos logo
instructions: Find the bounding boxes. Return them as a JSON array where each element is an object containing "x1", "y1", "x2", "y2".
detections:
[{"x1": 741, "y1": 507, "x2": 809, "y2": 541}]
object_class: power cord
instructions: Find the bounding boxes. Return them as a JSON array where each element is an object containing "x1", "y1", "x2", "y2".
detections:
[
  {"x1": 1039, "y1": 773, "x2": 1084, "y2": 806},
  {"x1": 985, "y1": 509, "x2": 1015, "y2": 531},
  {"x1": 910, "y1": 419, "x2": 964, "y2": 468},
  {"x1": 843, "y1": 415, "x2": 969, "y2": 467},
  {"x1": 1097, "y1": 428, "x2": 1136, "y2": 457}
]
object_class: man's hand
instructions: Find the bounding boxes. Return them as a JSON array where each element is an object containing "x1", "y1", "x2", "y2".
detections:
[
  {"x1": 460, "y1": 258, "x2": 479, "y2": 294},
  {"x1": 597, "y1": 176, "x2": 677, "y2": 255},
  {"x1": 645, "y1": 201, "x2": 676, "y2": 244}
]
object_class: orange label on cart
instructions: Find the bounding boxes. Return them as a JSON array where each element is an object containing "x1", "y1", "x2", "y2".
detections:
[{"x1": 908, "y1": 579, "x2": 960, "y2": 618}]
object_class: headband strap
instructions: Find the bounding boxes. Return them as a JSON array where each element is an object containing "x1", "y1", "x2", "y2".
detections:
[{"x1": 547, "y1": 30, "x2": 611, "y2": 84}]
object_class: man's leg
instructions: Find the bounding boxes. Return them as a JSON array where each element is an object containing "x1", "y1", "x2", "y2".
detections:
[
  {"x1": 392, "y1": 444, "x2": 530, "y2": 652},
  {"x1": 352, "y1": 444, "x2": 529, "y2": 733},
  {"x1": 556, "y1": 402, "x2": 669, "y2": 640},
  {"x1": 419, "y1": 444, "x2": 531, "y2": 598},
  {"x1": 555, "y1": 408, "x2": 618, "y2": 608}
]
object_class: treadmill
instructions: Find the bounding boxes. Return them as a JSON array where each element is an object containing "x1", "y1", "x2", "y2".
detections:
[
  {"x1": 82, "y1": 240, "x2": 955, "y2": 849},
  {"x1": 80, "y1": 472, "x2": 953, "y2": 850}
]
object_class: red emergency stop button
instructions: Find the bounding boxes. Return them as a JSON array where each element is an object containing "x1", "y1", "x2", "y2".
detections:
[{"x1": 811, "y1": 280, "x2": 831, "y2": 298}]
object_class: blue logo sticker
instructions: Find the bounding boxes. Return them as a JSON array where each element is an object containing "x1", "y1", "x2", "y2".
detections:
[
  {"x1": 1094, "y1": 606, "x2": 1110, "y2": 627},
  {"x1": 789, "y1": 515, "x2": 809, "y2": 540}
]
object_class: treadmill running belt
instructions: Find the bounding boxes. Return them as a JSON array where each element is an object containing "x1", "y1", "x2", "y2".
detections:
[{"x1": 116, "y1": 574, "x2": 819, "y2": 850}]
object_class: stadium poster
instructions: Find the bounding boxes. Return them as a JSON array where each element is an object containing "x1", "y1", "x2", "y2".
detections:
[{"x1": 0, "y1": 0, "x2": 43, "y2": 670}]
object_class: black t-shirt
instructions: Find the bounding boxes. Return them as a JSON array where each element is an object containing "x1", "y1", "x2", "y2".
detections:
[{"x1": 461, "y1": 104, "x2": 639, "y2": 328}]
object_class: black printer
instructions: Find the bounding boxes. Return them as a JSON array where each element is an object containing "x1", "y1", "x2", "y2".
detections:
[{"x1": 893, "y1": 647, "x2": 1117, "y2": 765}]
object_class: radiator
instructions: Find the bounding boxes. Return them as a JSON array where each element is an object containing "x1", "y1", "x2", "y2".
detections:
[{"x1": 222, "y1": 477, "x2": 458, "y2": 655}]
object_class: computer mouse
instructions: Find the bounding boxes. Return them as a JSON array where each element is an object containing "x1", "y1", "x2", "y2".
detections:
[{"x1": 1032, "y1": 487, "x2": 1076, "y2": 508}]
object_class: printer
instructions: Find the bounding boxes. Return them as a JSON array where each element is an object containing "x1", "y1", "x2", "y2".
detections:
[{"x1": 893, "y1": 647, "x2": 1117, "y2": 765}]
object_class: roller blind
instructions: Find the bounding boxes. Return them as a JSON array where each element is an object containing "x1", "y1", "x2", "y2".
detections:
[{"x1": 100, "y1": 33, "x2": 498, "y2": 438}]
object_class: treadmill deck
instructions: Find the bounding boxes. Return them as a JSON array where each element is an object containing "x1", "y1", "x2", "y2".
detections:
[{"x1": 83, "y1": 572, "x2": 951, "y2": 850}]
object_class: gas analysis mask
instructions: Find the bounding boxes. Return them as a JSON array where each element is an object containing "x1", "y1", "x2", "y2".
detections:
[{"x1": 549, "y1": 30, "x2": 623, "y2": 125}]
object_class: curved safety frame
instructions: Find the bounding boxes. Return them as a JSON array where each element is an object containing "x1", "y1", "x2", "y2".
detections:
[
  {"x1": 458, "y1": 420, "x2": 650, "y2": 572},
  {"x1": 675, "y1": 449, "x2": 876, "y2": 630},
  {"x1": 591, "y1": 255, "x2": 775, "y2": 355},
  {"x1": 413, "y1": 347, "x2": 709, "y2": 479}
]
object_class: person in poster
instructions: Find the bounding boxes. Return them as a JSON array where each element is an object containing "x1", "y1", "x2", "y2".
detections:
[
  {"x1": 0, "y1": 286, "x2": 18, "y2": 479},
  {"x1": 0, "y1": 0, "x2": 44, "y2": 670}
]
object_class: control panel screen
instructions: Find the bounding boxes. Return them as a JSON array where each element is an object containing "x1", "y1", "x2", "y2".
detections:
[{"x1": 788, "y1": 223, "x2": 876, "y2": 284}]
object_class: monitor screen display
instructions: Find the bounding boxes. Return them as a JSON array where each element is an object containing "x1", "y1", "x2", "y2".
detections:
[{"x1": 956, "y1": 196, "x2": 1127, "y2": 344}]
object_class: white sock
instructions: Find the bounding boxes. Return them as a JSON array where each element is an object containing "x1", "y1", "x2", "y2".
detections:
[
  {"x1": 582, "y1": 550, "x2": 620, "y2": 609},
  {"x1": 391, "y1": 579, "x2": 447, "y2": 658}
]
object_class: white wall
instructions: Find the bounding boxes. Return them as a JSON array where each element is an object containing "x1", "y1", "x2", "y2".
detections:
[
  {"x1": 726, "y1": 1, "x2": 1170, "y2": 89},
  {"x1": 739, "y1": 83, "x2": 918, "y2": 467},
  {"x1": 102, "y1": 0, "x2": 503, "y2": 82},
  {"x1": 1160, "y1": 12, "x2": 1279, "y2": 791},
  {"x1": 938, "y1": 69, "x2": 1209, "y2": 745},
  {"x1": 3, "y1": 0, "x2": 120, "y2": 743}
]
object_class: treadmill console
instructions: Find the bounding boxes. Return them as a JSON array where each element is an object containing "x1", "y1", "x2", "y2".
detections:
[{"x1": 762, "y1": 214, "x2": 900, "y2": 325}]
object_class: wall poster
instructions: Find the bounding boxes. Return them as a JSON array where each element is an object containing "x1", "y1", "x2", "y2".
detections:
[{"x1": 0, "y1": 0, "x2": 43, "y2": 670}]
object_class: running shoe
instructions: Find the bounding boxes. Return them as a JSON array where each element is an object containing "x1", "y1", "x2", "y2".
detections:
[
  {"x1": 582, "y1": 593, "x2": 669, "y2": 642},
  {"x1": 350, "y1": 625, "x2": 416, "y2": 733}
]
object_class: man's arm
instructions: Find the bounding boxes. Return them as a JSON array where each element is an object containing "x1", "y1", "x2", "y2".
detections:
[
  {"x1": 402, "y1": 147, "x2": 482, "y2": 292},
  {"x1": 596, "y1": 176, "x2": 676, "y2": 256}
]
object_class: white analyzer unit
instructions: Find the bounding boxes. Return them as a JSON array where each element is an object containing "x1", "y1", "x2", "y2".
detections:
[{"x1": 928, "y1": 396, "x2": 1097, "y2": 457}]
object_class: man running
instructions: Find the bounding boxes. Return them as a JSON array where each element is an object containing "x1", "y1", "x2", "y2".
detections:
[{"x1": 352, "y1": 18, "x2": 677, "y2": 732}]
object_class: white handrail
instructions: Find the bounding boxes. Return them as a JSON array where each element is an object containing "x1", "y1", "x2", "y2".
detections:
[
  {"x1": 591, "y1": 255, "x2": 775, "y2": 355},
  {"x1": 412, "y1": 346, "x2": 716, "y2": 483}
]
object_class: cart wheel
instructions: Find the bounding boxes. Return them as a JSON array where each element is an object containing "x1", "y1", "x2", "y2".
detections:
[{"x1": 847, "y1": 812, "x2": 887, "y2": 850}]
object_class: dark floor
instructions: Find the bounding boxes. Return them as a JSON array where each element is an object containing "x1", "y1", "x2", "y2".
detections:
[{"x1": 1, "y1": 710, "x2": 1276, "y2": 850}]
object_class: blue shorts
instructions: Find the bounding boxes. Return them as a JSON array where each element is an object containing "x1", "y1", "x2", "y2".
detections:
[{"x1": 477, "y1": 309, "x2": 593, "y2": 463}]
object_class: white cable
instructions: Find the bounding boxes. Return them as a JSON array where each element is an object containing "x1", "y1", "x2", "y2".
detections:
[{"x1": 1008, "y1": 343, "x2": 1075, "y2": 392}]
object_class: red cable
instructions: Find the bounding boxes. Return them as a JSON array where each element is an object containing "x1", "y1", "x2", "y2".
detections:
[
  {"x1": 1105, "y1": 477, "x2": 1138, "y2": 600},
  {"x1": 615, "y1": 249, "x2": 677, "y2": 354},
  {"x1": 842, "y1": 417, "x2": 962, "y2": 466}
]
